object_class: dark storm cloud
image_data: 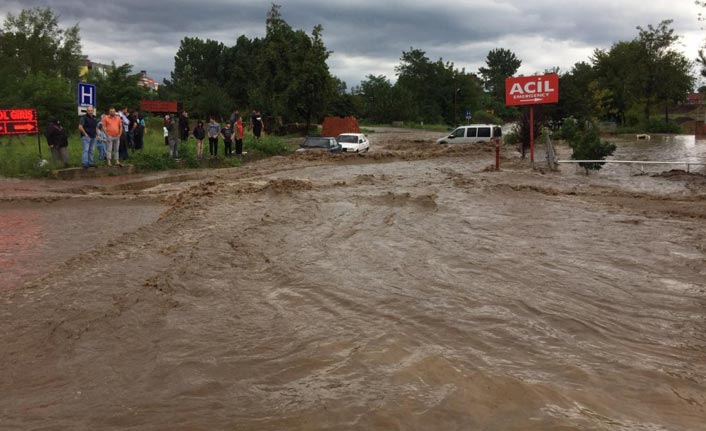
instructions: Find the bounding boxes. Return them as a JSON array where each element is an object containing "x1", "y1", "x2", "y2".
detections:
[{"x1": 1, "y1": 1, "x2": 700, "y2": 86}]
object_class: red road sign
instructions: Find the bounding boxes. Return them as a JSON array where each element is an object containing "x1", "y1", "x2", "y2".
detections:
[
  {"x1": 0, "y1": 108, "x2": 38, "y2": 135},
  {"x1": 140, "y1": 100, "x2": 178, "y2": 113},
  {"x1": 505, "y1": 74, "x2": 559, "y2": 106}
]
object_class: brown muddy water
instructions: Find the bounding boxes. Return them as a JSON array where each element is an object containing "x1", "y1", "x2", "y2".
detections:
[{"x1": 1, "y1": 130, "x2": 705, "y2": 430}]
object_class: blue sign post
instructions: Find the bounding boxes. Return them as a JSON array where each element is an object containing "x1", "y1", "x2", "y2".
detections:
[
  {"x1": 77, "y1": 83, "x2": 96, "y2": 115},
  {"x1": 465, "y1": 110, "x2": 471, "y2": 123}
]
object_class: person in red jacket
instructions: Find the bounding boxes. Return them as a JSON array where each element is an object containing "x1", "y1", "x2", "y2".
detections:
[{"x1": 235, "y1": 117, "x2": 244, "y2": 155}]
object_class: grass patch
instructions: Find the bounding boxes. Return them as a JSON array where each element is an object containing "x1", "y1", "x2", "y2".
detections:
[
  {"x1": 0, "y1": 122, "x2": 288, "y2": 177},
  {"x1": 247, "y1": 135, "x2": 294, "y2": 156}
]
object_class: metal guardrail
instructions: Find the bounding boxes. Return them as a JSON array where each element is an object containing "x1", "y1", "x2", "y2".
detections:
[{"x1": 556, "y1": 160, "x2": 706, "y2": 173}]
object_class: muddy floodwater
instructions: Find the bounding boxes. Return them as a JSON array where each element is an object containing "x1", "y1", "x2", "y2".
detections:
[{"x1": 1, "y1": 129, "x2": 705, "y2": 430}]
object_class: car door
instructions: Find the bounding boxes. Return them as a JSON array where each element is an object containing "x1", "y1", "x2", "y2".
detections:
[
  {"x1": 448, "y1": 127, "x2": 465, "y2": 143},
  {"x1": 463, "y1": 127, "x2": 477, "y2": 144},
  {"x1": 359, "y1": 136, "x2": 369, "y2": 152},
  {"x1": 476, "y1": 126, "x2": 491, "y2": 143}
]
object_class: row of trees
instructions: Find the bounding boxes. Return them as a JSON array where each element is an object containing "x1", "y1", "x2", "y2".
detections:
[
  {"x1": 0, "y1": 6, "x2": 700, "y2": 135},
  {"x1": 352, "y1": 47, "x2": 521, "y2": 125},
  {"x1": 158, "y1": 4, "x2": 525, "y2": 127},
  {"x1": 160, "y1": 5, "x2": 695, "y2": 131},
  {"x1": 549, "y1": 20, "x2": 694, "y2": 130}
]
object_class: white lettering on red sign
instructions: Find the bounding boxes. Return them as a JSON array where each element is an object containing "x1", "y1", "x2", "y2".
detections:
[
  {"x1": 505, "y1": 74, "x2": 559, "y2": 106},
  {"x1": 509, "y1": 78, "x2": 555, "y2": 96}
]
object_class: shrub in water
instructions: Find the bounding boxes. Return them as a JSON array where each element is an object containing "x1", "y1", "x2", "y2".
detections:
[{"x1": 568, "y1": 123, "x2": 616, "y2": 173}]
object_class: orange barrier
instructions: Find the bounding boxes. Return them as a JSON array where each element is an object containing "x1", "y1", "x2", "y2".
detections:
[{"x1": 321, "y1": 116, "x2": 360, "y2": 137}]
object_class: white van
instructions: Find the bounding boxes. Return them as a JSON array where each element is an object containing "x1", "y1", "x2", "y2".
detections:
[{"x1": 436, "y1": 124, "x2": 502, "y2": 144}]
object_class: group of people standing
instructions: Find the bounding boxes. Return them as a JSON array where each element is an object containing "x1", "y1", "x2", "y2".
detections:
[
  {"x1": 162, "y1": 109, "x2": 264, "y2": 161},
  {"x1": 44, "y1": 106, "x2": 264, "y2": 168},
  {"x1": 46, "y1": 106, "x2": 146, "y2": 168}
]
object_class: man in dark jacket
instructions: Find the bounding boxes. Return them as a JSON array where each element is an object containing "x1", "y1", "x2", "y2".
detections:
[
  {"x1": 179, "y1": 110, "x2": 190, "y2": 141},
  {"x1": 78, "y1": 106, "x2": 97, "y2": 168},
  {"x1": 47, "y1": 118, "x2": 69, "y2": 168}
]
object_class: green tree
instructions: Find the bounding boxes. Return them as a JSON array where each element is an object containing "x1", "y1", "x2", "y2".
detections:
[
  {"x1": 592, "y1": 41, "x2": 643, "y2": 124},
  {"x1": 478, "y1": 48, "x2": 522, "y2": 116},
  {"x1": 0, "y1": 7, "x2": 81, "y2": 132},
  {"x1": 0, "y1": 7, "x2": 81, "y2": 79},
  {"x1": 553, "y1": 62, "x2": 598, "y2": 122},
  {"x1": 654, "y1": 51, "x2": 694, "y2": 125},
  {"x1": 395, "y1": 48, "x2": 482, "y2": 125},
  {"x1": 327, "y1": 78, "x2": 358, "y2": 118},
  {"x1": 223, "y1": 35, "x2": 261, "y2": 108},
  {"x1": 358, "y1": 75, "x2": 397, "y2": 123},
  {"x1": 171, "y1": 37, "x2": 229, "y2": 115},
  {"x1": 86, "y1": 63, "x2": 149, "y2": 112},
  {"x1": 567, "y1": 121, "x2": 617, "y2": 173},
  {"x1": 284, "y1": 24, "x2": 333, "y2": 130},
  {"x1": 248, "y1": 4, "x2": 335, "y2": 125},
  {"x1": 636, "y1": 20, "x2": 681, "y2": 121}
]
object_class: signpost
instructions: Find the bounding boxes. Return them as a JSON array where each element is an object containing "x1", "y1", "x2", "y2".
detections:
[
  {"x1": 505, "y1": 73, "x2": 559, "y2": 162},
  {"x1": 0, "y1": 108, "x2": 38, "y2": 135},
  {"x1": 0, "y1": 108, "x2": 41, "y2": 157},
  {"x1": 77, "y1": 82, "x2": 96, "y2": 116},
  {"x1": 140, "y1": 100, "x2": 178, "y2": 114},
  {"x1": 465, "y1": 110, "x2": 471, "y2": 123}
]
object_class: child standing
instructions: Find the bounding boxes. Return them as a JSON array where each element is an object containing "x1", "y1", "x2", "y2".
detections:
[
  {"x1": 235, "y1": 117, "x2": 244, "y2": 156},
  {"x1": 221, "y1": 121, "x2": 234, "y2": 157},
  {"x1": 193, "y1": 120, "x2": 206, "y2": 160},
  {"x1": 96, "y1": 122, "x2": 108, "y2": 162},
  {"x1": 207, "y1": 116, "x2": 220, "y2": 159}
]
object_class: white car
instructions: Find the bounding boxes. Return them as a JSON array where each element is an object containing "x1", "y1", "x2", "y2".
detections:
[
  {"x1": 436, "y1": 124, "x2": 502, "y2": 144},
  {"x1": 337, "y1": 133, "x2": 370, "y2": 153}
]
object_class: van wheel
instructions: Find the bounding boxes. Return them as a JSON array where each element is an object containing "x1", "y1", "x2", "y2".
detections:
[{"x1": 439, "y1": 141, "x2": 447, "y2": 145}]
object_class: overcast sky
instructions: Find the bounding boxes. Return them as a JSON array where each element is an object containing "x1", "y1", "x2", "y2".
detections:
[{"x1": 1, "y1": 1, "x2": 704, "y2": 89}]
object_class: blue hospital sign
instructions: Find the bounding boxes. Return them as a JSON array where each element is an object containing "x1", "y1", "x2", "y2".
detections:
[
  {"x1": 77, "y1": 83, "x2": 96, "y2": 115},
  {"x1": 78, "y1": 83, "x2": 96, "y2": 106}
]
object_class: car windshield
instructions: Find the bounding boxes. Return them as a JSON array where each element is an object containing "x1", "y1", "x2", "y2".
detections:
[
  {"x1": 337, "y1": 135, "x2": 359, "y2": 143},
  {"x1": 302, "y1": 137, "x2": 331, "y2": 148}
]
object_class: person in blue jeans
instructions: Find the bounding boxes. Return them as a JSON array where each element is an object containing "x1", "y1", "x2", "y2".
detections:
[{"x1": 78, "y1": 106, "x2": 98, "y2": 168}]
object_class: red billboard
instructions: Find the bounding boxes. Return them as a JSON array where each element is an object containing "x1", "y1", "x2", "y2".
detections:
[
  {"x1": 505, "y1": 73, "x2": 559, "y2": 106},
  {"x1": 0, "y1": 108, "x2": 38, "y2": 135},
  {"x1": 140, "y1": 100, "x2": 178, "y2": 113}
]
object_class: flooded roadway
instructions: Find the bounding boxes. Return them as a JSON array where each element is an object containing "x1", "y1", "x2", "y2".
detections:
[{"x1": 1, "y1": 130, "x2": 705, "y2": 430}]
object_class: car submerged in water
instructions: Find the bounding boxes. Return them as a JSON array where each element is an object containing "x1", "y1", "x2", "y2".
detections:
[
  {"x1": 436, "y1": 124, "x2": 502, "y2": 144},
  {"x1": 296, "y1": 136, "x2": 342, "y2": 153},
  {"x1": 336, "y1": 133, "x2": 370, "y2": 153}
]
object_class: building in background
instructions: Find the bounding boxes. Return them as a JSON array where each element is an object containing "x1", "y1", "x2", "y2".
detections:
[
  {"x1": 138, "y1": 70, "x2": 159, "y2": 91},
  {"x1": 79, "y1": 56, "x2": 113, "y2": 80}
]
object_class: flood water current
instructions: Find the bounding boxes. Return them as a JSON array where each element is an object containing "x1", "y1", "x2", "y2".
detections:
[{"x1": 1, "y1": 130, "x2": 705, "y2": 430}]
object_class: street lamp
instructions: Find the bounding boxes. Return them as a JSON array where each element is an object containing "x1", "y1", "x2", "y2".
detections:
[{"x1": 453, "y1": 87, "x2": 460, "y2": 127}]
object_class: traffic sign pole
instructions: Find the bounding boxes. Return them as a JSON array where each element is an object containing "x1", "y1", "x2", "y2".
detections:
[{"x1": 530, "y1": 105, "x2": 534, "y2": 163}]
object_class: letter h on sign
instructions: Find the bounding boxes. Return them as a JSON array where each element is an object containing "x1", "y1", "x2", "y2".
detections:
[{"x1": 78, "y1": 83, "x2": 96, "y2": 107}]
